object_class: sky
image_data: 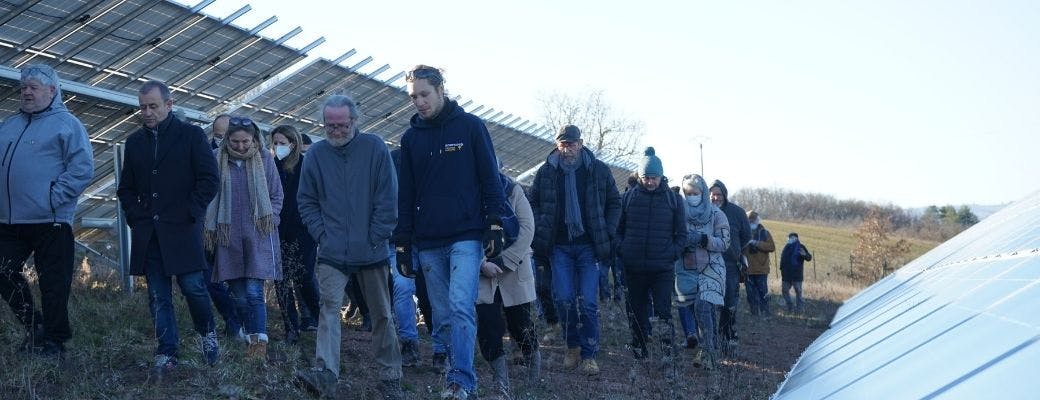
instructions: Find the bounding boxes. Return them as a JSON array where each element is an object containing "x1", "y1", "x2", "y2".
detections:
[{"x1": 194, "y1": 0, "x2": 1038, "y2": 208}]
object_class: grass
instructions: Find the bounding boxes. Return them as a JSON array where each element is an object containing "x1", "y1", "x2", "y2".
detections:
[{"x1": 0, "y1": 221, "x2": 940, "y2": 399}]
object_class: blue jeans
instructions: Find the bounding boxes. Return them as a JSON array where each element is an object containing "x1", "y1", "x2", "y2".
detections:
[
  {"x1": 550, "y1": 244, "x2": 600, "y2": 359},
  {"x1": 745, "y1": 274, "x2": 769, "y2": 314},
  {"x1": 678, "y1": 304, "x2": 696, "y2": 339},
  {"x1": 204, "y1": 258, "x2": 240, "y2": 335},
  {"x1": 418, "y1": 240, "x2": 481, "y2": 391},
  {"x1": 389, "y1": 246, "x2": 418, "y2": 342},
  {"x1": 144, "y1": 237, "x2": 215, "y2": 357},
  {"x1": 228, "y1": 278, "x2": 267, "y2": 335}
]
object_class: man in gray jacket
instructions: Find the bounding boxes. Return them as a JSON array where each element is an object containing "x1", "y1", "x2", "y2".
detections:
[
  {"x1": 294, "y1": 95, "x2": 402, "y2": 399},
  {"x1": 0, "y1": 64, "x2": 94, "y2": 358}
]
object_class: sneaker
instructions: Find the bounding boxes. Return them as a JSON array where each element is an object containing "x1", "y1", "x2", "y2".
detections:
[
  {"x1": 563, "y1": 347, "x2": 580, "y2": 369},
  {"x1": 539, "y1": 323, "x2": 559, "y2": 345},
  {"x1": 30, "y1": 340, "x2": 65, "y2": 360},
  {"x1": 380, "y1": 378, "x2": 404, "y2": 400},
  {"x1": 579, "y1": 359, "x2": 600, "y2": 375},
  {"x1": 400, "y1": 340, "x2": 420, "y2": 368},
  {"x1": 440, "y1": 382, "x2": 472, "y2": 400},
  {"x1": 432, "y1": 352, "x2": 448, "y2": 369},
  {"x1": 201, "y1": 331, "x2": 220, "y2": 366},
  {"x1": 153, "y1": 354, "x2": 178, "y2": 376},
  {"x1": 295, "y1": 368, "x2": 337, "y2": 398}
]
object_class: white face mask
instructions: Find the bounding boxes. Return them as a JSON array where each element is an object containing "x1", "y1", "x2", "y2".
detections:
[
  {"x1": 750, "y1": 222, "x2": 760, "y2": 230},
  {"x1": 686, "y1": 195, "x2": 702, "y2": 207},
  {"x1": 274, "y1": 145, "x2": 291, "y2": 160},
  {"x1": 788, "y1": 237, "x2": 797, "y2": 244}
]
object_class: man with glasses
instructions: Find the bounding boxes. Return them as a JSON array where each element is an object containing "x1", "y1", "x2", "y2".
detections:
[
  {"x1": 295, "y1": 95, "x2": 403, "y2": 399},
  {"x1": 0, "y1": 64, "x2": 93, "y2": 359},
  {"x1": 117, "y1": 80, "x2": 221, "y2": 376},
  {"x1": 529, "y1": 125, "x2": 621, "y2": 375},
  {"x1": 395, "y1": 65, "x2": 507, "y2": 400}
]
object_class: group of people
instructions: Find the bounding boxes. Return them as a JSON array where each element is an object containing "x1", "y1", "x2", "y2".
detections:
[{"x1": 0, "y1": 63, "x2": 818, "y2": 400}]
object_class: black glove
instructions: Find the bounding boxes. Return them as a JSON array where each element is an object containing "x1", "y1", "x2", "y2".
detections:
[
  {"x1": 699, "y1": 233, "x2": 709, "y2": 248},
  {"x1": 393, "y1": 232, "x2": 415, "y2": 278},
  {"x1": 483, "y1": 216, "x2": 504, "y2": 260}
]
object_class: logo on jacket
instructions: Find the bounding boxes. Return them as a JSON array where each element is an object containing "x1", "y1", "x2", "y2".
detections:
[{"x1": 444, "y1": 142, "x2": 464, "y2": 152}]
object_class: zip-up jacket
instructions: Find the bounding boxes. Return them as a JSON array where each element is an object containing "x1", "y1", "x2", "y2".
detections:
[{"x1": 0, "y1": 83, "x2": 93, "y2": 225}]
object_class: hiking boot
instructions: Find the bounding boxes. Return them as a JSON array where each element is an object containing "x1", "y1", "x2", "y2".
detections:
[
  {"x1": 153, "y1": 354, "x2": 178, "y2": 376},
  {"x1": 432, "y1": 352, "x2": 448, "y2": 370},
  {"x1": 685, "y1": 336, "x2": 698, "y2": 350},
  {"x1": 579, "y1": 359, "x2": 600, "y2": 375},
  {"x1": 527, "y1": 349, "x2": 542, "y2": 381},
  {"x1": 440, "y1": 382, "x2": 472, "y2": 400},
  {"x1": 563, "y1": 347, "x2": 580, "y2": 369},
  {"x1": 380, "y1": 378, "x2": 404, "y2": 400},
  {"x1": 401, "y1": 340, "x2": 420, "y2": 367},
  {"x1": 201, "y1": 331, "x2": 220, "y2": 366},
  {"x1": 540, "y1": 323, "x2": 559, "y2": 345},
  {"x1": 490, "y1": 355, "x2": 511, "y2": 394},
  {"x1": 245, "y1": 333, "x2": 268, "y2": 361},
  {"x1": 295, "y1": 367, "x2": 337, "y2": 398}
]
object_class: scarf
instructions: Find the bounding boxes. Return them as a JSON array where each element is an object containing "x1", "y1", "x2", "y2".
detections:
[
  {"x1": 682, "y1": 174, "x2": 712, "y2": 225},
  {"x1": 551, "y1": 149, "x2": 588, "y2": 241},
  {"x1": 204, "y1": 142, "x2": 275, "y2": 250}
]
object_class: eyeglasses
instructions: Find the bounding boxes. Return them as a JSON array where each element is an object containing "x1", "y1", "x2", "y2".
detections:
[
  {"x1": 228, "y1": 116, "x2": 254, "y2": 127},
  {"x1": 324, "y1": 122, "x2": 353, "y2": 132}
]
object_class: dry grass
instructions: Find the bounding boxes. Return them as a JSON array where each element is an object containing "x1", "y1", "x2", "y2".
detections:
[{"x1": 0, "y1": 222, "x2": 940, "y2": 399}]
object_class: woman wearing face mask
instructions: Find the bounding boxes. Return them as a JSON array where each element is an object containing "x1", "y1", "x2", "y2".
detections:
[
  {"x1": 674, "y1": 173, "x2": 729, "y2": 370},
  {"x1": 206, "y1": 117, "x2": 283, "y2": 360},
  {"x1": 270, "y1": 125, "x2": 321, "y2": 344}
]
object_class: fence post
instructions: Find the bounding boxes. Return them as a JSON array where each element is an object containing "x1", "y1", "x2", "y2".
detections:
[{"x1": 849, "y1": 254, "x2": 854, "y2": 279}]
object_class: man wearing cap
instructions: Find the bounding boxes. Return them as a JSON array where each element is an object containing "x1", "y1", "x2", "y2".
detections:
[
  {"x1": 780, "y1": 232, "x2": 812, "y2": 313},
  {"x1": 529, "y1": 124, "x2": 621, "y2": 375},
  {"x1": 708, "y1": 179, "x2": 751, "y2": 350},
  {"x1": 742, "y1": 211, "x2": 775, "y2": 316},
  {"x1": 616, "y1": 147, "x2": 686, "y2": 359},
  {"x1": 0, "y1": 64, "x2": 94, "y2": 358}
]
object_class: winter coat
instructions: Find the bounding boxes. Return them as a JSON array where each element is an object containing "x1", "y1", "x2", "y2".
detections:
[
  {"x1": 396, "y1": 99, "x2": 505, "y2": 250},
  {"x1": 780, "y1": 241, "x2": 812, "y2": 282},
  {"x1": 117, "y1": 115, "x2": 219, "y2": 276},
  {"x1": 743, "y1": 225, "x2": 775, "y2": 275},
  {"x1": 0, "y1": 81, "x2": 93, "y2": 225},
  {"x1": 709, "y1": 180, "x2": 751, "y2": 272},
  {"x1": 298, "y1": 133, "x2": 397, "y2": 273},
  {"x1": 478, "y1": 179, "x2": 536, "y2": 307},
  {"x1": 276, "y1": 155, "x2": 311, "y2": 244},
  {"x1": 211, "y1": 151, "x2": 284, "y2": 282},
  {"x1": 617, "y1": 179, "x2": 687, "y2": 273},
  {"x1": 675, "y1": 206, "x2": 729, "y2": 306},
  {"x1": 529, "y1": 147, "x2": 621, "y2": 264}
]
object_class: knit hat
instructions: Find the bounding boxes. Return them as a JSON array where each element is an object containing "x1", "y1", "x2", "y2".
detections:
[{"x1": 639, "y1": 147, "x2": 663, "y2": 177}]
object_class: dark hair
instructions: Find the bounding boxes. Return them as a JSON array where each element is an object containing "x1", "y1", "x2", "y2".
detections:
[
  {"x1": 405, "y1": 64, "x2": 445, "y2": 88},
  {"x1": 271, "y1": 125, "x2": 303, "y2": 173},
  {"x1": 139, "y1": 80, "x2": 171, "y2": 102},
  {"x1": 300, "y1": 133, "x2": 313, "y2": 145}
]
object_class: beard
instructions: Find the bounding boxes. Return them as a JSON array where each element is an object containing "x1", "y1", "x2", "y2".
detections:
[
  {"x1": 327, "y1": 137, "x2": 349, "y2": 147},
  {"x1": 561, "y1": 153, "x2": 580, "y2": 166}
]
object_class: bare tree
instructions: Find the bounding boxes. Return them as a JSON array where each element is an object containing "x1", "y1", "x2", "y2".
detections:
[{"x1": 538, "y1": 89, "x2": 644, "y2": 160}]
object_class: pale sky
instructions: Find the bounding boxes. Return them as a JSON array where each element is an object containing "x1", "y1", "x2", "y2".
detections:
[{"x1": 192, "y1": 0, "x2": 1038, "y2": 208}]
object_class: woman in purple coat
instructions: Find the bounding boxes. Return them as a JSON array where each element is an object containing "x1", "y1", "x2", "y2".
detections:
[{"x1": 204, "y1": 117, "x2": 283, "y2": 360}]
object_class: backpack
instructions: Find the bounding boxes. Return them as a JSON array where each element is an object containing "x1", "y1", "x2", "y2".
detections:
[{"x1": 496, "y1": 173, "x2": 521, "y2": 248}]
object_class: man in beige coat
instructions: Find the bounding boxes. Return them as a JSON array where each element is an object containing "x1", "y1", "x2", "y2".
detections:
[
  {"x1": 476, "y1": 173, "x2": 539, "y2": 396},
  {"x1": 743, "y1": 210, "x2": 775, "y2": 315}
]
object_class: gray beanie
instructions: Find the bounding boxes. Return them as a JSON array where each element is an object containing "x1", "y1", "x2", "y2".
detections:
[{"x1": 639, "y1": 146, "x2": 663, "y2": 177}]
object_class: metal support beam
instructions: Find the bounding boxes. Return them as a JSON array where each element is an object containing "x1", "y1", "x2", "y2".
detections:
[
  {"x1": 58, "y1": 0, "x2": 164, "y2": 64},
  {"x1": 5, "y1": 0, "x2": 107, "y2": 65}
]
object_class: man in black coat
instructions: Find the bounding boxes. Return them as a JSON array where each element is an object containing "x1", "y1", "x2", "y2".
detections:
[
  {"x1": 709, "y1": 179, "x2": 750, "y2": 349},
  {"x1": 780, "y1": 232, "x2": 813, "y2": 313},
  {"x1": 117, "y1": 80, "x2": 221, "y2": 375}
]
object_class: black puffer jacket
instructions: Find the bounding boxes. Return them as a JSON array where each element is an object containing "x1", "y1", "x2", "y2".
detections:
[
  {"x1": 530, "y1": 147, "x2": 621, "y2": 264},
  {"x1": 617, "y1": 179, "x2": 687, "y2": 273}
]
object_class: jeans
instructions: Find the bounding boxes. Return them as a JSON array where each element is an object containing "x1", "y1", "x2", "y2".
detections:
[
  {"x1": 476, "y1": 293, "x2": 537, "y2": 362},
  {"x1": 719, "y1": 263, "x2": 740, "y2": 341},
  {"x1": 389, "y1": 246, "x2": 418, "y2": 342},
  {"x1": 745, "y1": 274, "x2": 769, "y2": 314},
  {"x1": 782, "y1": 280, "x2": 804, "y2": 311},
  {"x1": 550, "y1": 244, "x2": 600, "y2": 359},
  {"x1": 0, "y1": 222, "x2": 74, "y2": 344},
  {"x1": 419, "y1": 240, "x2": 481, "y2": 391},
  {"x1": 204, "y1": 256, "x2": 240, "y2": 336},
  {"x1": 275, "y1": 236, "x2": 320, "y2": 333},
  {"x1": 624, "y1": 269, "x2": 674, "y2": 349},
  {"x1": 143, "y1": 237, "x2": 215, "y2": 357},
  {"x1": 678, "y1": 304, "x2": 696, "y2": 339},
  {"x1": 315, "y1": 263, "x2": 402, "y2": 379},
  {"x1": 228, "y1": 278, "x2": 267, "y2": 335}
]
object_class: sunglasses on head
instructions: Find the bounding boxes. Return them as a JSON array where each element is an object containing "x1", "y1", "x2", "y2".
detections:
[
  {"x1": 406, "y1": 67, "x2": 439, "y2": 81},
  {"x1": 228, "y1": 116, "x2": 254, "y2": 127}
]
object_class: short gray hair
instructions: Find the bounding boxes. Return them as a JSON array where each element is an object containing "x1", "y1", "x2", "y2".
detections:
[
  {"x1": 322, "y1": 94, "x2": 359, "y2": 123},
  {"x1": 139, "y1": 80, "x2": 172, "y2": 102},
  {"x1": 20, "y1": 64, "x2": 59, "y2": 88}
]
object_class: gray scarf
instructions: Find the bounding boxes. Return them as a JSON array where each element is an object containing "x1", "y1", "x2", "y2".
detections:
[{"x1": 554, "y1": 151, "x2": 587, "y2": 240}]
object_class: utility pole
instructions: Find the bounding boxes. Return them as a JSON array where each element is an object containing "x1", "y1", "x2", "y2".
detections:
[{"x1": 690, "y1": 136, "x2": 710, "y2": 177}]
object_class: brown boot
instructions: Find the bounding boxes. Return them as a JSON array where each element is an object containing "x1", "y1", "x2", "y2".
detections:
[{"x1": 245, "y1": 333, "x2": 268, "y2": 361}]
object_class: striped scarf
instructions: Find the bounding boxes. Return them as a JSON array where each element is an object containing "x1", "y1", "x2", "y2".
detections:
[{"x1": 204, "y1": 143, "x2": 275, "y2": 250}]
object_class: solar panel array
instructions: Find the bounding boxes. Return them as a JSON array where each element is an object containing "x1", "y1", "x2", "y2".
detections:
[
  {"x1": 774, "y1": 190, "x2": 1040, "y2": 399},
  {"x1": 0, "y1": 0, "x2": 637, "y2": 253}
]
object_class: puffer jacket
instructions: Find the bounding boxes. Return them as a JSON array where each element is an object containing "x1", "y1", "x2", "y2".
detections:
[
  {"x1": 744, "y1": 225, "x2": 775, "y2": 275},
  {"x1": 617, "y1": 178, "x2": 686, "y2": 273}
]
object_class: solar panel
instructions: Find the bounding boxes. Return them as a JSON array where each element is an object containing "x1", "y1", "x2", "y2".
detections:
[{"x1": 774, "y1": 190, "x2": 1040, "y2": 399}]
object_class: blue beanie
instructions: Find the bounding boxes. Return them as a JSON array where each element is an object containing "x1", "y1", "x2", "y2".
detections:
[{"x1": 639, "y1": 147, "x2": 663, "y2": 177}]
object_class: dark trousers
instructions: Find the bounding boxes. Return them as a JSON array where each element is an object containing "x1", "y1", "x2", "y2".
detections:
[
  {"x1": 413, "y1": 260, "x2": 433, "y2": 334},
  {"x1": 276, "y1": 236, "x2": 320, "y2": 333},
  {"x1": 204, "y1": 253, "x2": 239, "y2": 336},
  {"x1": 534, "y1": 261, "x2": 558, "y2": 325},
  {"x1": 624, "y1": 269, "x2": 674, "y2": 349},
  {"x1": 598, "y1": 256, "x2": 625, "y2": 301},
  {"x1": 719, "y1": 264, "x2": 740, "y2": 341},
  {"x1": 476, "y1": 292, "x2": 537, "y2": 362},
  {"x1": 0, "y1": 222, "x2": 74, "y2": 344}
]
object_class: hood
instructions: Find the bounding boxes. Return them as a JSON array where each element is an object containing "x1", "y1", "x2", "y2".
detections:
[
  {"x1": 409, "y1": 98, "x2": 464, "y2": 129},
  {"x1": 21, "y1": 64, "x2": 69, "y2": 118},
  {"x1": 710, "y1": 179, "x2": 729, "y2": 206}
]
